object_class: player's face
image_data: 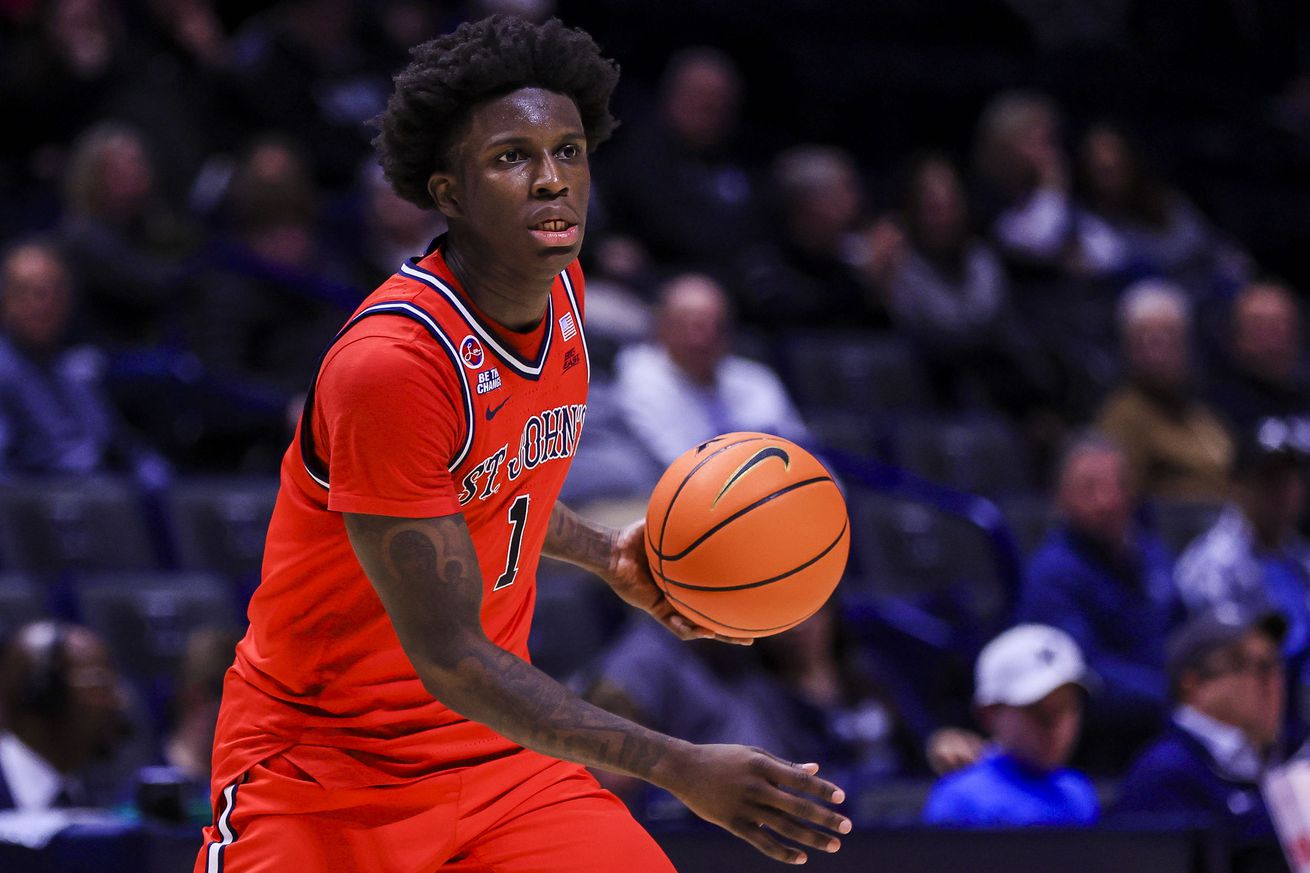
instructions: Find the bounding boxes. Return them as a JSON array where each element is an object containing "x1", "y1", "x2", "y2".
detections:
[
  {"x1": 988, "y1": 683, "x2": 1083, "y2": 772},
  {"x1": 435, "y1": 88, "x2": 589, "y2": 279}
]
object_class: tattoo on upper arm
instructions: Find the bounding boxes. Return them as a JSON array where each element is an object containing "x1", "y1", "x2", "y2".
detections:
[{"x1": 384, "y1": 528, "x2": 438, "y2": 581}]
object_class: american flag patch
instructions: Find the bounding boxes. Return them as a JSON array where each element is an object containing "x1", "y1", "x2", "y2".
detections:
[{"x1": 559, "y1": 312, "x2": 577, "y2": 341}]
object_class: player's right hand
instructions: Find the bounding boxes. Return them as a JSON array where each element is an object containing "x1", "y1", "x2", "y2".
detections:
[{"x1": 663, "y1": 744, "x2": 851, "y2": 865}]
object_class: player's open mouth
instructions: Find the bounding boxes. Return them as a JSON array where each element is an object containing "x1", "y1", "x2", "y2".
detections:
[{"x1": 529, "y1": 220, "x2": 580, "y2": 246}]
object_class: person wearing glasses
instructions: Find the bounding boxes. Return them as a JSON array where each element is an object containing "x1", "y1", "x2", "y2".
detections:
[{"x1": 1112, "y1": 607, "x2": 1287, "y2": 866}]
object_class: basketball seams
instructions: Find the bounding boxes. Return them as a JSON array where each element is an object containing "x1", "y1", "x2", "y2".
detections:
[
  {"x1": 661, "y1": 586, "x2": 830, "y2": 635},
  {"x1": 653, "y1": 435, "x2": 768, "y2": 586},
  {"x1": 651, "y1": 476, "x2": 835, "y2": 562},
  {"x1": 644, "y1": 432, "x2": 849, "y2": 638},
  {"x1": 656, "y1": 518, "x2": 848, "y2": 592}
]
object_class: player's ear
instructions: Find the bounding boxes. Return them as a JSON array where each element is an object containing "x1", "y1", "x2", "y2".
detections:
[{"x1": 428, "y1": 171, "x2": 462, "y2": 220}]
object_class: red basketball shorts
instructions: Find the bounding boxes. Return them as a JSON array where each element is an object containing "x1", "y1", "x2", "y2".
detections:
[{"x1": 193, "y1": 748, "x2": 676, "y2": 873}]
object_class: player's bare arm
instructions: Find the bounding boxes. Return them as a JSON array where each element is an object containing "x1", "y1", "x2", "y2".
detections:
[
  {"x1": 542, "y1": 502, "x2": 754, "y2": 645},
  {"x1": 344, "y1": 510, "x2": 851, "y2": 864}
]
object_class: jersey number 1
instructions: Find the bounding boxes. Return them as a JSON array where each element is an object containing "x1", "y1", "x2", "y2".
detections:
[{"x1": 494, "y1": 494, "x2": 530, "y2": 590}]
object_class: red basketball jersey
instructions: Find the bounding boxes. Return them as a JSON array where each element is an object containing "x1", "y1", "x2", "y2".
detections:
[{"x1": 210, "y1": 241, "x2": 590, "y2": 790}]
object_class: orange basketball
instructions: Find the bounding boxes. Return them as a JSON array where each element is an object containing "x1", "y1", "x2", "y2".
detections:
[{"x1": 644, "y1": 432, "x2": 849, "y2": 638}]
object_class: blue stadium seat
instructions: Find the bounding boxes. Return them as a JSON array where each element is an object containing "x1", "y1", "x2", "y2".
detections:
[
  {"x1": 75, "y1": 572, "x2": 238, "y2": 681},
  {"x1": 164, "y1": 477, "x2": 279, "y2": 577},
  {"x1": 849, "y1": 491, "x2": 1010, "y2": 630},
  {"x1": 782, "y1": 332, "x2": 931, "y2": 413},
  {"x1": 0, "y1": 477, "x2": 160, "y2": 574},
  {"x1": 894, "y1": 414, "x2": 1032, "y2": 497},
  {"x1": 0, "y1": 573, "x2": 45, "y2": 640},
  {"x1": 998, "y1": 493, "x2": 1057, "y2": 555}
]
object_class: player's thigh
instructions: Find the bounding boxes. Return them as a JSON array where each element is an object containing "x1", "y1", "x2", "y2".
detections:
[
  {"x1": 194, "y1": 756, "x2": 458, "y2": 873},
  {"x1": 446, "y1": 766, "x2": 675, "y2": 873}
]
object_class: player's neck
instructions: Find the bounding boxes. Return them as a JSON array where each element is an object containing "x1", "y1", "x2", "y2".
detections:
[{"x1": 443, "y1": 234, "x2": 552, "y2": 333}]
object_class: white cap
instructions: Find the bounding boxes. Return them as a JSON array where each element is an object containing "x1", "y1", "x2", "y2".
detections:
[{"x1": 974, "y1": 624, "x2": 1091, "y2": 707}]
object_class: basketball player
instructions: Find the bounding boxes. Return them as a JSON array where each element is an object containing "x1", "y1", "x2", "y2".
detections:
[{"x1": 195, "y1": 16, "x2": 850, "y2": 872}]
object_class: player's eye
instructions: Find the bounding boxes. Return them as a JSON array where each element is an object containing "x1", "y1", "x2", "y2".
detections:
[
  {"x1": 496, "y1": 149, "x2": 526, "y2": 164},
  {"x1": 557, "y1": 143, "x2": 582, "y2": 159}
]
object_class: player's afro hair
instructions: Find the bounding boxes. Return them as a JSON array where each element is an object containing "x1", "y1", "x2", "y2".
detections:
[{"x1": 374, "y1": 16, "x2": 620, "y2": 209}]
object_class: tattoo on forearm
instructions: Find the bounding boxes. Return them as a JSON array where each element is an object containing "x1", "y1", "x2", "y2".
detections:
[
  {"x1": 544, "y1": 504, "x2": 615, "y2": 571},
  {"x1": 352, "y1": 512, "x2": 671, "y2": 781}
]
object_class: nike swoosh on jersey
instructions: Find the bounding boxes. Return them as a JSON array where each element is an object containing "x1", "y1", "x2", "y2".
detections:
[{"x1": 485, "y1": 396, "x2": 513, "y2": 420}]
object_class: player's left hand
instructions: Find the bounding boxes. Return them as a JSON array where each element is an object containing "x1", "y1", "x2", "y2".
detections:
[{"x1": 604, "y1": 519, "x2": 754, "y2": 646}]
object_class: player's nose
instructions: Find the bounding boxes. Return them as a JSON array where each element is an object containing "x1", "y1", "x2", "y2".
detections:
[{"x1": 532, "y1": 156, "x2": 567, "y2": 197}]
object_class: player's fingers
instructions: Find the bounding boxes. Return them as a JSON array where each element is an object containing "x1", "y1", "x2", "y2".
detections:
[
  {"x1": 763, "y1": 787, "x2": 853, "y2": 835},
  {"x1": 755, "y1": 808, "x2": 842, "y2": 855},
  {"x1": 758, "y1": 755, "x2": 847, "y2": 804},
  {"x1": 729, "y1": 819, "x2": 808, "y2": 865},
  {"x1": 708, "y1": 632, "x2": 755, "y2": 646}
]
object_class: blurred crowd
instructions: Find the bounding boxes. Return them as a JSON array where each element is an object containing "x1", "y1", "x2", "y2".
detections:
[{"x1": 2, "y1": 0, "x2": 1310, "y2": 868}]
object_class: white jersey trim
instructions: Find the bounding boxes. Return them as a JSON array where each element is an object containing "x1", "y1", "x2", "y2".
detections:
[{"x1": 399, "y1": 261, "x2": 554, "y2": 379}]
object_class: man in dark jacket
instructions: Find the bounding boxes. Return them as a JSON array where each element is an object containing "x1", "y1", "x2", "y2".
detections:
[
  {"x1": 1114, "y1": 607, "x2": 1289, "y2": 872},
  {"x1": 1016, "y1": 432, "x2": 1179, "y2": 769}
]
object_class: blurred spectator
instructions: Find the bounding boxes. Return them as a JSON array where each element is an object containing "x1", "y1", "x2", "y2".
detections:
[
  {"x1": 754, "y1": 604, "x2": 922, "y2": 783},
  {"x1": 1176, "y1": 418, "x2": 1310, "y2": 661},
  {"x1": 1016, "y1": 433, "x2": 1177, "y2": 770},
  {"x1": 57, "y1": 120, "x2": 194, "y2": 348},
  {"x1": 583, "y1": 614, "x2": 794, "y2": 809},
  {"x1": 1114, "y1": 608, "x2": 1288, "y2": 865},
  {"x1": 345, "y1": 161, "x2": 446, "y2": 289},
  {"x1": 116, "y1": 0, "x2": 238, "y2": 207},
  {"x1": 228, "y1": 0, "x2": 388, "y2": 188},
  {"x1": 185, "y1": 134, "x2": 357, "y2": 471},
  {"x1": 162, "y1": 626, "x2": 239, "y2": 784},
  {"x1": 1072, "y1": 122, "x2": 1246, "y2": 294},
  {"x1": 0, "y1": 621, "x2": 131, "y2": 810},
  {"x1": 0, "y1": 239, "x2": 169, "y2": 482},
  {"x1": 881, "y1": 151, "x2": 1053, "y2": 416},
  {"x1": 972, "y1": 91, "x2": 1080, "y2": 276},
  {"x1": 734, "y1": 145, "x2": 890, "y2": 330},
  {"x1": 595, "y1": 47, "x2": 761, "y2": 280},
  {"x1": 1210, "y1": 281, "x2": 1310, "y2": 433},
  {"x1": 613, "y1": 274, "x2": 809, "y2": 467},
  {"x1": 193, "y1": 134, "x2": 355, "y2": 395},
  {"x1": 922, "y1": 625, "x2": 1099, "y2": 826},
  {"x1": 1097, "y1": 279, "x2": 1234, "y2": 501},
  {"x1": 0, "y1": 0, "x2": 132, "y2": 198}
]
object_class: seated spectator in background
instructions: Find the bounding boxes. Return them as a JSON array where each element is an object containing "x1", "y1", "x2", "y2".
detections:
[
  {"x1": 595, "y1": 47, "x2": 761, "y2": 278},
  {"x1": 0, "y1": 621, "x2": 131, "y2": 810},
  {"x1": 972, "y1": 91, "x2": 1082, "y2": 277},
  {"x1": 880, "y1": 151, "x2": 1052, "y2": 416},
  {"x1": 1177, "y1": 418, "x2": 1310, "y2": 660},
  {"x1": 1073, "y1": 122, "x2": 1246, "y2": 294},
  {"x1": 1211, "y1": 281, "x2": 1310, "y2": 433},
  {"x1": 57, "y1": 120, "x2": 194, "y2": 347},
  {"x1": 188, "y1": 134, "x2": 359, "y2": 471},
  {"x1": 754, "y1": 604, "x2": 921, "y2": 785},
  {"x1": 227, "y1": 0, "x2": 388, "y2": 189},
  {"x1": 922, "y1": 624, "x2": 1099, "y2": 826},
  {"x1": 0, "y1": 240, "x2": 168, "y2": 483},
  {"x1": 1017, "y1": 433, "x2": 1177, "y2": 769},
  {"x1": 614, "y1": 274, "x2": 809, "y2": 466},
  {"x1": 734, "y1": 145, "x2": 890, "y2": 330},
  {"x1": 1097, "y1": 279, "x2": 1233, "y2": 501},
  {"x1": 344, "y1": 161, "x2": 447, "y2": 289},
  {"x1": 583, "y1": 614, "x2": 796, "y2": 810},
  {"x1": 163, "y1": 626, "x2": 240, "y2": 785},
  {"x1": 1114, "y1": 608, "x2": 1287, "y2": 862}
]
